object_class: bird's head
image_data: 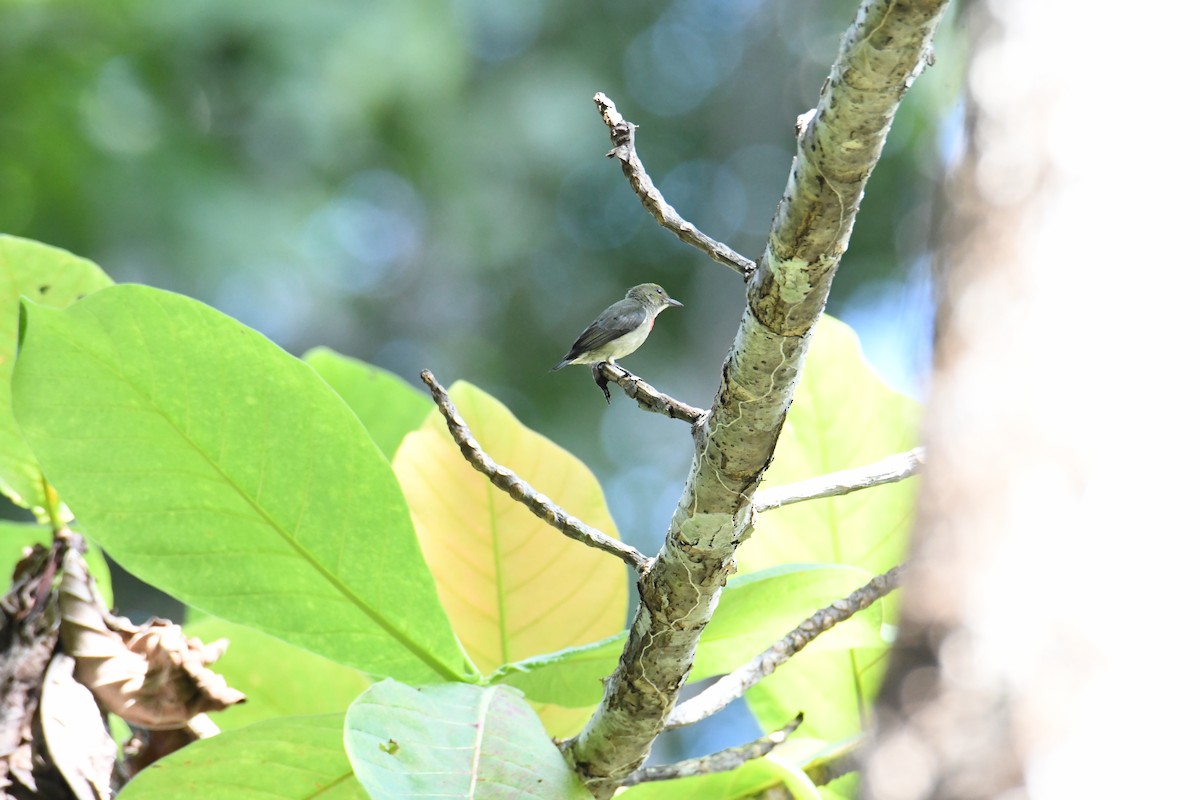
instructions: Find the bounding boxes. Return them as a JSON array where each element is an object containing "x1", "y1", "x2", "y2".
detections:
[{"x1": 627, "y1": 283, "x2": 683, "y2": 313}]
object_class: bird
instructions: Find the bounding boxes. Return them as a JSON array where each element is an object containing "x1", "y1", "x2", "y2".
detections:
[{"x1": 552, "y1": 283, "x2": 682, "y2": 402}]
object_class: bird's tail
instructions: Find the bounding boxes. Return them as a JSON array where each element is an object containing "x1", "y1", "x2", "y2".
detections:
[{"x1": 550, "y1": 358, "x2": 570, "y2": 372}]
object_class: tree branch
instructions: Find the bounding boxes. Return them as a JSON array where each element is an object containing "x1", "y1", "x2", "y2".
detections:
[
  {"x1": 621, "y1": 714, "x2": 804, "y2": 787},
  {"x1": 665, "y1": 565, "x2": 904, "y2": 730},
  {"x1": 593, "y1": 93, "x2": 756, "y2": 280},
  {"x1": 804, "y1": 747, "x2": 859, "y2": 787},
  {"x1": 566, "y1": 2, "x2": 948, "y2": 795},
  {"x1": 594, "y1": 363, "x2": 706, "y2": 425},
  {"x1": 419, "y1": 370, "x2": 651, "y2": 572},
  {"x1": 753, "y1": 447, "x2": 924, "y2": 512}
]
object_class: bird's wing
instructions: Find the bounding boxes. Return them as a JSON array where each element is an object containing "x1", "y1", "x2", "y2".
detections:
[{"x1": 565, "y1": 300, "x2": 649, "y2": 358}]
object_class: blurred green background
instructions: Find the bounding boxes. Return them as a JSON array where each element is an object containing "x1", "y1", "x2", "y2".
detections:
[{"x1": 1, "y1": 0, "x2": 962, "y2": 762}]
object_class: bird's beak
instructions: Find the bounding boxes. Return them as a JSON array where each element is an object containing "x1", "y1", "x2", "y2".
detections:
[{"x1": 667, "y1": 298, "x2": 684, "y2": 308}]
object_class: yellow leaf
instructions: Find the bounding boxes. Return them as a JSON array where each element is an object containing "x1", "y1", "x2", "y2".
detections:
[
  {"x1": 394, "y1": 381, "x2": 627, "y2": 676},
  {"x1": 531, "y1": 702, "x2": 594, "y2": 739}
]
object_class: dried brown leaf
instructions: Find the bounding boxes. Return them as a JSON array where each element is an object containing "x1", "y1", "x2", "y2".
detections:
[
  {"x1": 58, "y1": 550, "x2": 245, "y2": 729},
  {"x1": 40, "y1": 653, "x2": 115, "y2": 800}
]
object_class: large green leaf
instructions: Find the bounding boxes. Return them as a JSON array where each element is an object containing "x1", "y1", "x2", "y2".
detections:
[
  {"x1": 747, "y1": 646, "x2": 890, "y2": 746},
  {"x1": 119, "y1": 714, "x2": 367, "y2": 799},
  {"x1": 0, "y1": 235, "x2": 112, "y2": 515},
  {"x1": 185, "y1": 617, "x2": 373, "y2": 731},
  {"x1": 493, "y1": 563, "x2": 884, "y2": 707},
  {"x1": 0, "y1": 521, "x2": 47, "y2": 578},
  {"x1": 820, "y1": 772, "x2": 857, "y2": 800},
  {"x1": 490, "y1": 633, "x2": 623, "y2": 708},
  {"x1": 303, "y1": 347, "x2": 431, "y2": 460},
  {"x1": 691, "y1": 564, "x2": 882, "y2": 679},
  {"x1": 12, "y1": 285, "x2": 474, "y2": 682},
  {"x1": 345, "y1": 680, "x2": 590, "y2": 800}
]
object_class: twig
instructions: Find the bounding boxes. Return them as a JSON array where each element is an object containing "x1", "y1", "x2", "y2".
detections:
[
  {"x1": 419, "y1": 370, "x2": 651, "y2": 572},
  {"x1": 754, "y1": 448, "x2": 924, "y2": 513},
  {"x1": 666, "y1": 566, "x2": 904, "y2": 729},
  {"x1": 805, "y1": 746, "x2": 859, "y2": 787},
  {"x1": 593, "y1": 93, "x2": 756, "y2": 280},
  {"x1": 594, "y1": 363, "x2": 706, "y2": 424},
  {"x1": 622, "y1": 713, "x2": 804, "y2": 786}
]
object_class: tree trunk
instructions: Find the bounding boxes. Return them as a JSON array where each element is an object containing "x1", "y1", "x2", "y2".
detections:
[{"x1": 860, "y1": 1, "x2": 1200, "y2": 797}]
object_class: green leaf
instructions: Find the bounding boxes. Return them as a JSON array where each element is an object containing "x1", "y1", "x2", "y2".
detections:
[
  {"x1": 490, "y1": 633, "x2": 624, "y2": 707},
  {"x1": 747, "y1": 646, "x2": 890, "y2": 746},
  {"x1": 119, "y1": 714, "x2": 367, "y2": 799},
  {"x1": 0, "y1": 235, "x2": 112, "y2": 515},
  {"x1": 692, "y1": 564, "x2": 883, "y2": 679},
  {"x1": 782, "y1": 738, "x2": 860, "y2": 799},
  {"x1": 819, "y1": 772, "x2": 858, "y2": 799},
  {"x1": 0, "y1": 520, "x2": 49, "y2": 579},
  {"x1": 0, "y1": 522, "x2": 112, "y2": 608},
  {"x1": 12, "y1": 285, "x2": 475, "y2": 683},
  {"x1": 184, "y1": 616, "x2": 373, "y2": 731},
  {"x1": 492, "y1": 564, "x2": 884, "y2": 707},
  {"x1": 303, "y1": 347, "x2": 431, "y2": 460},
  {"x1": 345, "y1": 680, "x2": 590, "y2": 800}
]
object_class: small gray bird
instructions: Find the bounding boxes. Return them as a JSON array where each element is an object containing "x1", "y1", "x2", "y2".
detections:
[{"x1": 552, "y1": 283, "x2": 682, "y2": 401}]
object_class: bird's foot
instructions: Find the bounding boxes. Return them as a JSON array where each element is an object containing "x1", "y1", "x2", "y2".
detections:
[{"x1": 591, "y1": 364, "x2": 613, "y2": 405}]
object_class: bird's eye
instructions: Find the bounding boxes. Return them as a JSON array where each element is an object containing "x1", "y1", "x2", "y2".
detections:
[{"x1": 657, "y1": 288, "x2": 663, "y2": 294}]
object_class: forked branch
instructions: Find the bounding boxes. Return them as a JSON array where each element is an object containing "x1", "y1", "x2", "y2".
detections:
[{"x1": 594, "y1": 93, "x2": 756, "y2": 280}]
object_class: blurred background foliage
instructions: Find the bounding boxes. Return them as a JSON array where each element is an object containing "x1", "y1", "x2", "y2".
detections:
[{"x1": 1, "y1": 0, "x2": 963, "y2": 761}]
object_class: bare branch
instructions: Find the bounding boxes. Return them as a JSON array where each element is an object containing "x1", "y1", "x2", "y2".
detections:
[
  {"x1": 805, "y1": 745, "x2": 859, "y2": 787},
  {"x1": 666, "y1": 566, "x2": 904, "y2": 730},
  {"x1": 621, "y1": 714, "x2": 804, "y2": 787},
  {"x1": 593, "y1": 93, "x2": 756, "y2": 280},
  {"x1": 594, "y1": 363, "x2": 706, "y2": 425},
  {"x1": 754, "y1": 447, "x2": 924, "y2": 512},
  {"x1": 419, "y1": 370, "x2": 651, "y2": 572}
]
